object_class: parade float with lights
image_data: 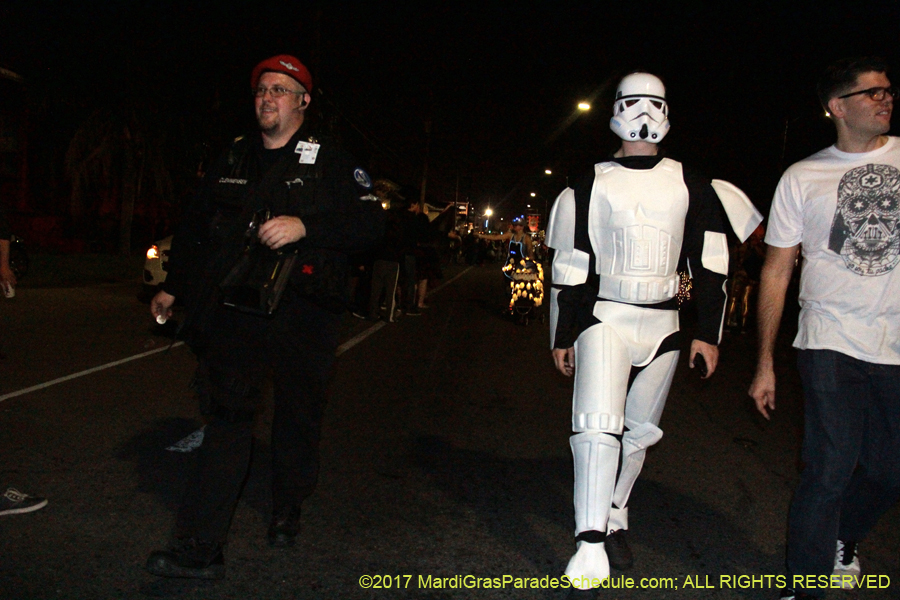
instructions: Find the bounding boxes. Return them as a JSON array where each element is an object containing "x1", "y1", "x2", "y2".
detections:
[{"x1": 503, "y1": 256, "x2": 544, "y2": 325}]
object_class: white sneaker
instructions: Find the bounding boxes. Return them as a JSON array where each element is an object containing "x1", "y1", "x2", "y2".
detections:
[
  {"x1": 166, "y1": 426, "x2": 206, "y2": 452},
  {"x1": 832, "y1": 539, "x2": 860, "y2": 589},
  {"x1": 0, "y1": 487, "x2": 48, "y2": 515}
]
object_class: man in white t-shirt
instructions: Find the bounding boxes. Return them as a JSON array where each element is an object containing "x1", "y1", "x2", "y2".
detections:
[{"x1": 750, "y1": 57, "x2": 900, "y2": 600}]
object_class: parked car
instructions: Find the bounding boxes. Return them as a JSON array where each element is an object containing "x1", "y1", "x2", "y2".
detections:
[{"x1": 143, "y1": 235, "x2": 172, "y2": 297}]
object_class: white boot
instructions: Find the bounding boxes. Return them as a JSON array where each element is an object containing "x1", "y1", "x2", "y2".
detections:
[
  {"x1": 565, "y1": 540, "x2": 610, "y2": 590},
  {"x1": 565, "y1": 431, "x2": 620, "y2": 588}
]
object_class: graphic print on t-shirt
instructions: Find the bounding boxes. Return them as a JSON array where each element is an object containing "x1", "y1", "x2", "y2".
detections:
[{"x1": 828, "y1": 163, "x2": 900, "y2": 276}]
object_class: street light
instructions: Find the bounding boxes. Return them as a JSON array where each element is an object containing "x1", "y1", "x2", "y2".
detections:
[
  {"x1": 545, "y1": 169, "x2": 552, "y2": 175},
  {"x1": 577, "y1": 102, "x2": 591, "y2": 111}
]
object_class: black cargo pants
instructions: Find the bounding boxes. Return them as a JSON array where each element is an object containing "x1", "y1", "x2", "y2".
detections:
[{"x1": 175, "y1": 291, "x2": 340, "y2": 543}]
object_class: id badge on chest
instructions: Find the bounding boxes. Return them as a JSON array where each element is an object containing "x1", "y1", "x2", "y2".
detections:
[{"x1": 294, "y1": 141, "x2": 320, "y2": 164}]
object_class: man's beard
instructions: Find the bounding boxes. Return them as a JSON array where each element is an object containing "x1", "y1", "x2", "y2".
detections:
[{"x1": 257, "y1": 111, "x2": 278, "y2": 133}]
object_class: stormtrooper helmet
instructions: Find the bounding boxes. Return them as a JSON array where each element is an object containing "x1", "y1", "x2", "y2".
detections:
[{"x1": 610, "y1": 72, "x2": 670, "y2": 143}]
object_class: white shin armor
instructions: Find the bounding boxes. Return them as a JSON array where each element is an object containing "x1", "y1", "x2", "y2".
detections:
[
  {"x1": 610, "y1": 422, "x2": 664, "y2": 530},
  {"x1": 608, "y1": 506, "x2": 629, "y2": 533},
  {"x1": 567, "y1": 431, "x2": 619, "y2": 587},
  {"x1": 570, "y1": 431, "x2": 620, "y2": 534}
]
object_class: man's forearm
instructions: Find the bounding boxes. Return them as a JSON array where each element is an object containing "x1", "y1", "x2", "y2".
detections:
[
  {"x1": 756, "y1": 278, "x2": 786, "y2": 368},
  {"x1": 755, "y1": 247, "x2": 797, "y2": 368},
  {"x1": 0, "y1": 238, "x2": 10, "y2": 271}
]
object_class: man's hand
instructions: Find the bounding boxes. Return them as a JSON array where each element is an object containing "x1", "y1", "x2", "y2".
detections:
[
  {"x1": 0, "y1": 264, "x2": 16, "y2": 289},
  {"x1": 689, "y1": 340, "x2": 719, "y2": 379},
  {"x1": 259, "y1": 216, "x2": 307, "y2": 249},
  {"x1": 552, "y1": 347, "x2": 575, "y2": 377},
  {"x1": 749, "y1": 365, "x2": 777, "y2": 420},
  {"x1": 151, "y1": 290, "x2": 176, "y2": 323}
]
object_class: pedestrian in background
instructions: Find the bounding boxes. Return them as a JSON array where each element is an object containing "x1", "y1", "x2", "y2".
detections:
[
  {"x1": 360, "y1": 190, "x2": 412, "y2": 322},
  {"x1": 0, "y1": 204, "x2": 47, "y2": 517},
  {"x1": 0, "y1": 203, "x2": 16, "y2": 301}
]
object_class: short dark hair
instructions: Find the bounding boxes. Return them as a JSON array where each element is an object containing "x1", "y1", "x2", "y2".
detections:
[{"x1": 817, "y1": 56, "x2": 890, "y2": 109}]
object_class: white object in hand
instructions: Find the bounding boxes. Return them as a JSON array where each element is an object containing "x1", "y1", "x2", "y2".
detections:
[{"x1": 156, "y1": 314, "x2": 167, "y2": 325}]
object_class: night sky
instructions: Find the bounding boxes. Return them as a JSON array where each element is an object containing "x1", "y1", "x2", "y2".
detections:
[{"x1": 2, "y1": 0, "x2": 899, "y2": 225}]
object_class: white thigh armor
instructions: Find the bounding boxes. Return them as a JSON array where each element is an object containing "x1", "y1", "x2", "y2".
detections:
[
  {"x1": 573, "y1": 323, "x2": 630, "y2": 434},
  {"x1": 573, "y1": 303, "x2": 678, "y2": 432}
]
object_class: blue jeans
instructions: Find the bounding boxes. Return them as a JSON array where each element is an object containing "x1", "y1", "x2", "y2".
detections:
[{"x1": 788, "y1": 349, "x2": 900, "y2": 595}]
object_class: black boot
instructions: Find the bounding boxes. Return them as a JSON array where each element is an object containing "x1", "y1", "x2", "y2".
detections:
[
  {"x1": 605, "y1": 529, "x2": 634, "y2": 570},
  {"x1": 146, "y1": 537, "x2": 224, "y2": 579},
  {"x1": 268, "y1": 505, "x2": 302, "y2": 547}
]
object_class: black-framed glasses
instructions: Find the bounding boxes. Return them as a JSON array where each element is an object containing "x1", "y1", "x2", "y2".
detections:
[
  {"x1": 838, "y1": 86, "x2": 899, "y2": 101},
  {"x1": 253, "y1": 85, "x2": 307, "y2": 99}
]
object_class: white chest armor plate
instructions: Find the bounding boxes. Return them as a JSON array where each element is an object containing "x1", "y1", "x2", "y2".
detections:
[{"x1": 588, "y1": 158, "x2": 688, "y2": 303}]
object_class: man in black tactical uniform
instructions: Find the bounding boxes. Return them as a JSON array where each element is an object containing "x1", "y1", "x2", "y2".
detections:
[{"x1": 146, "y1": 54, "x2": 384, "y2": 579}]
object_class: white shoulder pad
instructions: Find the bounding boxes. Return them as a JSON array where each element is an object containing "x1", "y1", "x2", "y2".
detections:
[
  {"x1": 545, "y1": 187, "x2": 576, "y2": 251},
  {"x1": 710, "y1": 179, "x2": 763, "y2": 243}
]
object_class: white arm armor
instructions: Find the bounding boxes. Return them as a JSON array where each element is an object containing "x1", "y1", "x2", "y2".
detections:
[
  {"x1": 547, "y1": 188, "x2": 591, "y2": 349},
  {"x1": 700, "y1": 231, "x2": 730, "y2": 276},
  {"x1": 711, "y1": 179, "x2": 763, "y2": 243},
  {"x1": 547, "y1": 187, "x2": 591, "y2": 286}
]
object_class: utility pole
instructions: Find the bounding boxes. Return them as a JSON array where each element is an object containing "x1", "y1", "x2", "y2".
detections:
[{"x1": 420, "y1": 119, "x2": 431, "y2": 206}]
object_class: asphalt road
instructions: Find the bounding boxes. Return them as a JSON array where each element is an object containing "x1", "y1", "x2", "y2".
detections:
[{"x1": 1, "y1": 259, "x2": 897, "y2": 600}]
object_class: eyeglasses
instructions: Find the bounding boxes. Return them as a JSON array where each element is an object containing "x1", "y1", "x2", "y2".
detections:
[
  {"x1": 253, "y1": 86, "x2": 307, "y2": 99},
  {"x1": 838, "y1": 86, "x2": 898, "y2": 101}
]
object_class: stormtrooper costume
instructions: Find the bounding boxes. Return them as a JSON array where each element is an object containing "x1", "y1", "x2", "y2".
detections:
[{"x1": 546, "y1": 73, "x2": 761, "y2": 590}]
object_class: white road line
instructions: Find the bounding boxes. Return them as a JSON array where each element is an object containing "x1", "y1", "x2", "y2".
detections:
[
  {"x1": 3, "y1": 266, "x2": 476, "y2": 401},
  {"x1": 427, "y1": 266, "x2": 472, "y2": 296},
  {"x1": 336, "y1": 320, "x2": 386, "y2": 356},
  {"x1": 0, "y1": 342, "x2": 186, "y2": 403},
  {"x1": 335, "y1": 266, "x2": 474, "y2": 356}
]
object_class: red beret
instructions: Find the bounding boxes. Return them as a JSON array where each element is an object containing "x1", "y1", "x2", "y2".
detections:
[{"x1": 251, "y1": 55, "x2": 313, "y2": 92}]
